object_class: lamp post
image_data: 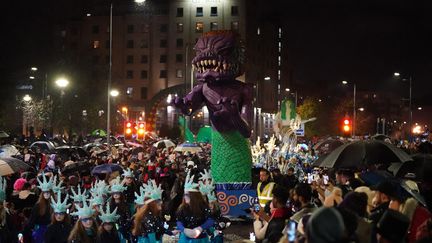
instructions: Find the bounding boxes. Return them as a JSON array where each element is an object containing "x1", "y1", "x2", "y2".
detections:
[
  {"x1": 55, "y1": 78, "x2": 69, "y2": 137},
  {"x1": 394, "y1": 72, "x2": 412, "y2": 140},
  {"x1": 342, "y1": 80, "x2": 356, "y2": 137}
]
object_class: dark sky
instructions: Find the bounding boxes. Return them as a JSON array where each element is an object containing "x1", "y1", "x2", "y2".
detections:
[{"x1": 1, "y1": 0, "x2": 431, "y2": 105}]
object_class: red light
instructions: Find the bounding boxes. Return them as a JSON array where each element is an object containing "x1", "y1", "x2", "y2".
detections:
[
  {"x1": 139, "y1": 123, "x2": 145, "y2": 129},
  {"x1": 344, "y1": 119, "x2": 350, "y2": 125},
  {"x1": 126, "y1": 122, "x2": 132, "y2": 128}
]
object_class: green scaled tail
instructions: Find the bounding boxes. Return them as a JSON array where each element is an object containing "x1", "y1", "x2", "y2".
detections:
[{"x1": 211, "y1": 129, "x2": 252, "y2": 183}]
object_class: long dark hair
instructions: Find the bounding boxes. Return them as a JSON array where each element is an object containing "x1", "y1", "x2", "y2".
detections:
[
  {"x1": 177, "y1": 191, "x2": 208, "y2": 218},
  {"x1": 68, "y1": 218, "x2": 98, "y2": 243},
  {"x1": 37, "y1": 191, "x2": 53, "y2": 216},
  {"x1": 50, "y1": 212, "x2": 71, "y2": 225},
  {"x1": 132, "y1": 200, "x2": 161, "y2": 236}
]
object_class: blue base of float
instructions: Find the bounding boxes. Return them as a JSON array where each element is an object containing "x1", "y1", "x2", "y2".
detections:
[{"x1": 215, "y1": 183, "x2": 257, "y2": 216}]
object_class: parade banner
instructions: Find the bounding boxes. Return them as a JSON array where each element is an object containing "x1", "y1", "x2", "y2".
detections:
[{"x1": 215, "y1": 183, "x2": 257, "y2": 216}]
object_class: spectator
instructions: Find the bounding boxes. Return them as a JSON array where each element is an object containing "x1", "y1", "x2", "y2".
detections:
[
  {"x1": 376, "y1": 209, "x2": 410, "y2": 243},
  {"x1": 291, "y1": 183, "x2": 317, "y2": 223},
  {"x1": 257, "y1": 169, "x2": 275, "y2": 208},
  {"x1": 305, "y1": 207, "x2": 346, "y2": 243}
]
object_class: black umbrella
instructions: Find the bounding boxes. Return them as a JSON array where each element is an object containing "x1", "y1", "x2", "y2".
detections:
[
  {"x1": 318, "y1": 140, "x2": 412, "y2": 168},
  {"x1": 371, "y1": 134, "x2": 391, "y2": 141},
  {"x1": 61, "y1": 161, "x2": 92, "y2": 175},
  {"x1": 0, "y1": 158, "x2": 31, "y2": 176},
  {"x1": 313, "y1": 139, "x2": 345, "y2": 155},
  {"x1": 388, "y1": 154, "x2": 432, "y2": 182},
  {"x1": 91, "y1": 163, "x2": 123, "y2": 175}
]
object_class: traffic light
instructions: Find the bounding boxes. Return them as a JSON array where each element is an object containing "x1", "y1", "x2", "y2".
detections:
[
  {"x1": 137, "y1": 122, "x2": 146, "y2": 139},
  {"x1": 124, "y1": 121, "x2": 133, "y2": 137},
  {"x1": 342, "y1": 118, "x2": 351, "y2": 134}
]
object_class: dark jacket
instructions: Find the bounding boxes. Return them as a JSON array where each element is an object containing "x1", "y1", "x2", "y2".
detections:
[
  {"x1": 96, "y1": 229, "x2": 121, "y2": 243},
  {"x1": 265, "y1": 207, "x2": 291, "y2": 243},
  {"x1": 44, "y1": 221, "x2": 73, "y2": 243}
]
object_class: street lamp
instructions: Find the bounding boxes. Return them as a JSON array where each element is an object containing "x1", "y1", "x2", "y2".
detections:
[
  {"x1": 342, "y1": 80, "x2": 356, "y2": 137},
  {"x1": 31, "y1": 67, "x2": 38, "y2": 71},
  {"x1": 55, "y1": 78, "x2": 69, "y2": 88},
  {"x1": 110, "y1": 89, "x2": 119, "y2": 97},
  {"x1": 417, "y1": 107, "x2": 422, "y2": 111},
  {"x1": 23, "y1": 94, "x2": 32, "y2": 102},
  {"x1": 394, "y1": 72, "x2": 412, "y2": 140}
]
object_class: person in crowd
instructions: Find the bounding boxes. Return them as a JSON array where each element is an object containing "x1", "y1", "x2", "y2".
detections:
[
  {"x1": 176, "y1": 172, "x2": 214, "y2": 242},
  {"x1": 335, "y1": 169, "x2": 353, "y2": 197},
  {"x1": 68, "y1": 200, "x2": 98, "y2": 243},
  {"x1": 323, "y1": 186, "x2": 343, "y2": 207},
  {"x1": 305, "y1": 207, "x2": 346, "y2": 243},
  {"x1": 291, "y1": 183, "x2": 317, "y2": 224},
  {"x1": 122, "y1": 168, "x2": 139, "y2": 215},
  {"x1": 109, "y1": 176, "x2": 131, "y2": 243},
  {"x1": 44, "y1": 193, "x2": 73, "y2": 243},
  {"x1": 132, "y1": 180, "x2": 170, "y2": 242},
  {"x1": 339, "y1": 191, "x2": 373, "y2": 243},
  {"x1": 0, "y1": 177, "x2": 17, "y2": 243},
  {"x1": 12, "y1": 181, "x2": 38, "y2": 212},
  {"x1": 253, "y1": 186, "x2": 290, "y2": 243},
  {"x1": 257, "y1": 169, "x2": 275, "y2": 208},
  {"x1": 285, "y1": 167, "x2": 298, "y2": 190},
  {"x1": 375, "y1": 209, "x2": 410, "y2": 243},
  {"x1": 24, "y1": 173, "x2": 54, "y2": 242},
  {"x1": 96, "y1": 204, "x2": 121, "y2": 243},
  {"x1": 355, "y1": 186, "x2": 376, "y2": 214}
]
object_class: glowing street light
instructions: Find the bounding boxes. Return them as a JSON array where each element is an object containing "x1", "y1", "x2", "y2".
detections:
[
  {"x1": 29, "y1": 76, "x2": 35, "y2": 79},
  {"x1": 55, "y1": 78, "x2": 69, "y2": 88},
  {"x1": 342, "y1": 80, "x2": 348, "y2": 85},
  {"x1": 23, "y1": 95, "x2": 32, "y2": 102},
  {"x1": 418, "y1": 107, "x2": 422, "y2": 110},
  {"x1": 358, "y1": 107, "x2": 365, "y2": 111},
  {"x1": 412, "y1": 125, "x2": 422, "y2": 134},
  {"x1": 110, "y1": 89, "x2": 119, "y2": 97},
  {"x1": 285, "y1": 88, "x2": 290, "y2": 92},
  {"x1": 135, "y1": 0, "x2": 146, "y2": 3},
  {"x1": 31, "y1": 67, "x2": 38, "y2": 71},
  {"x1": 394, "y1": 72, "x2": 400, "y2": 77},
  {"x1": 264, "y1": 76, "x2": 271, "y2": 80}
]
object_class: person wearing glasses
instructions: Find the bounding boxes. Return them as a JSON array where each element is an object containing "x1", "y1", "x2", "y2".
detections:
[
  {"x1": 68, "y1": 200, "x2": 98, "y2": 243},
  {"x1": 45, "y1": 193, "x2": 72, "y2": 243}
]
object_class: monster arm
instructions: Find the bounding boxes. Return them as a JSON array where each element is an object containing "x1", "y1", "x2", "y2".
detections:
[{"x1": 173, "y1": 83, "x2": 205, "y2": 115}]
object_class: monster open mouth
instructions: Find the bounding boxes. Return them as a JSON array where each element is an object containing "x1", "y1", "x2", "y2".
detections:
[{"x1": 192, "y1": 59, "x2": 237, "y2": 75}]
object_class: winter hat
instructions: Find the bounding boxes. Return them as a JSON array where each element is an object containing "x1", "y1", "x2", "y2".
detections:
[
  {"x1": 376, "y1": 209, "x2": 410, "y2": 243},
  {"x1": 306, "y1": 207, "x2": 345, "y2": 243},
  {"x1": 14, "y1": 178, "x2": 27, "y2": 191},
  {"x1": 187, "y1": 161, "x2": 195, "y2": 167}
]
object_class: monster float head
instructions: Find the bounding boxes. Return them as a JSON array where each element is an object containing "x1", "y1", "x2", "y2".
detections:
[{"x1": 192, "y1": 30, "x2": 245, "y2": 82}]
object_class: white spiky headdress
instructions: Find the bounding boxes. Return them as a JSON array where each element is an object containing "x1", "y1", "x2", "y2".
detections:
[
  {"x1": 207, "y1": 191, "x2": 217, "y2": 202},
  {"x1": 110, "y1": 176, "x2": 127, "y2": 193},
  {"x1": 70, "y1": 187, "x2": 87, "y2": 203},
  {"x1": 90, "y1": 194, "x2": 105, "y2": 206},
  {"x1": 99, "y1": 203, "x2": 120, "y2": 223},
  {"x1": 52, "y1": 176, "x2": 65, "y2": 194},
  {"x1": 122, "y1": 168, "x2": 134, "y2": 178},
  {"x1": 144, "y1": 180, "x2": 163, "y2": 204},
  {"x1": 71, "y1": 199, "x2": 94, "y2": 219},
  {"x1": 50, "y1": 193, "x2": 71, "y2": 213},
  {"x1": 198, "y1": 169, "x2": 216, "y2": 201},
  {"x1": 0, "y1": 177, "x2": 6, "y2": 202},
  {"x1": 184, "y1": 171, "x2": 199, "y2": 192},
  {"x1": 90, "y1": 180, "x2": 110, "y2": 197},
  {"x1": 134, "y1": 186, "x2": 149, "y2": 205},
  {"x1": 37, "y1": 172, "x2": 54, "y2": 192}
]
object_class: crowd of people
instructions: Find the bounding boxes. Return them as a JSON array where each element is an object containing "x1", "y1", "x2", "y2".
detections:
[{"x1": 0, "y1": 134, "x2": 431, "y2": 243}]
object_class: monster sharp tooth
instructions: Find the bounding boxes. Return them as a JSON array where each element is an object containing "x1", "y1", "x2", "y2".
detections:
[
  {"x1": 223, "y1": 63, "x2": 227, "y2": 70},
  {"x1": 212, "y1": 60, "x2": 217, "y2": 66},
  {"x1": 215, "y1": 66, "x2": 219, "y2": 72},
  {"x1": 201, "y1": 60, "x2": 205, "y2": 66},
  {"x1": 218, "y1": 61, "x2": 222, "y2": 67},
  {"x1": 204, "y1": 60, "x2": 209, "y2": 66}
]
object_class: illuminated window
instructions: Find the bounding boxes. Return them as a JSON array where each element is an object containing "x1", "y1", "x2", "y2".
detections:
[
  {"x1": 126, "y1": 70, "x2": 133, "y2": 79},
  {"x1": 210, "y1": 7, "x2": 217, "y2": 16},
  {"x1": 210, "y1": 22, "x2": 218, "y2": 31},
  {"x1": 196, "y1": 7, "x2": 203, "y2": 17},
  {"x1": 177, "y1": 8, "x2": 183, "y2": 17},
  {"x1": 93, "y1": 40, "x2": 100, "y2": 49},
  {"x1": 176, "y1": 69, "x2": 183, "y2": 78},
  {"x1": 231, "y1": 21, "x2": 239, "y2": 31},
  {"x1": 196, "y1": 22, "x2": 204, "y2": 33},
  {"x1": 177, "y1": 23, "x2": 184, "y2": 33},
  {"x1": 231, "y1": 6, "x2": 239, "y2": 16},
  {"x1": 176, "y1": 38, "x2": 183, "y2": 48}
]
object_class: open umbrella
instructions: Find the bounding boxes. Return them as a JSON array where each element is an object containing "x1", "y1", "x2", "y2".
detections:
[
  {"x1": 371, "y1": 134, "x2": 391, "y2": 141},
  {"x1": 318, "y1": 140, "x2": 412, "y2": 168},
  {"x1": 174, "y1": 143, "x2": 202, "y2": 153},
  {"x1": 388, "y1": 154, "x2": 432, "y2": 182},
  {"x1": 0, "y1": 131, "x2": 9, "y2": 138},
  {"x1": 61, "y1": 161, "x2": 92, "y2": 175},
  {"x1": 0, "y1": 158, "x2": 31, "y2": 176},
  {"x1": 313, "y1": 139, "x2": 344, "y2": 155},
  {"x1": 153, "y1": 140, "x2": 176, "y2": 149},
  {"x1": 0, "y1": 145, "x2": 20, "y2": 158},
  {"x1": 358, "y1": 170, "x2": 394, "y2": 187},
  {"x1": 91, "y1": 163, "x2": 123, "y2": 175},
  {"x1": 91, "y1": 129, "x2": 107, "y2": 137}
]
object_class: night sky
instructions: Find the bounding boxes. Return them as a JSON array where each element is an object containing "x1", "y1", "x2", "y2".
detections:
[{"x1": 1, "y1": 0, "x2": 431, "y2": 105}]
